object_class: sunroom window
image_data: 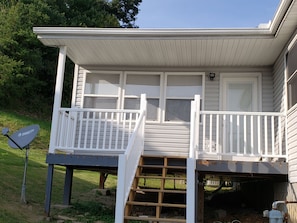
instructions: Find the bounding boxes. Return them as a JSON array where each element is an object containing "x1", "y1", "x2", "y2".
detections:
[
  {"x1": 82, "y1": 71, "x2": 204, "y2": 123},
  {"x1": 287, "y1": 41, "x2": 297, "y2": 110},
  {"x1": 83, "y1": 73, "x2": 120, "y2": 109},
  {"x1": 124, "y1": 74, "x2": 160, "y2": 121},
  {"x1": 165, "y1": 75, "x2": 203, "y2": 122}
]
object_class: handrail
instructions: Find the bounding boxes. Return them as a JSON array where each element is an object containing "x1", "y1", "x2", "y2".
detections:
[
  {"x1": 201, "y1": 110, "x2": 286, "y2": 116},
  {"x1": 124, "y1": 111, "x2": 145, "y2": 158},
  {"x1": 115, "y1": 94, "x2": 147, "y2": 223},
  {"x1": 59, "y1": 107, "x2": 141, "y2": 113}
]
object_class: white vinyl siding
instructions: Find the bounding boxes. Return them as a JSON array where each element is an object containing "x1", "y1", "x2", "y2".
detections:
[
  {"x1": 262, "y1": 71, "x2": 274, "y2": 112},
  {"x1": 204, "y1": 73, "x2": 220, "y2": 111},
  {"x1": 74, "y1": 66, "x2": 85, "y2": 107},
  {"x1": 273, "y1": 57, "x2": 286, "y2": 113},
  {"x1": 285, "y1": 33, "x2": 297, "y2": 182},
  {"x1": 288, "y1": 106, "x2": 297, "y2": 182},
  {"x1": 144, "y1": 123, "x2": 190, "y2": 157}
]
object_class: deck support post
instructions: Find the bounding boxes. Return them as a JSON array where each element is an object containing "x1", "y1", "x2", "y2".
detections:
[
  {"x1": 99, "y1": 172, "x2": 108, "y2": 189},
  {"x1": 63, "y1": 166, "x2": 73, "y2": 205},
  {"x1": 197, "y1": 174, "x2": 204, "y2": 223},
  {"x1": 186, "y1": 158, "x2": 196, "y2": 222},
  {"x1": 44, "y1": 164, "x2": 54, "y2": 217}
]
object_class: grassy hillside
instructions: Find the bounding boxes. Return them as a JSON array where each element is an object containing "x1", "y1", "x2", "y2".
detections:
[{"x1": 0, "y1": 110, "x2": 117, "y2": 223}]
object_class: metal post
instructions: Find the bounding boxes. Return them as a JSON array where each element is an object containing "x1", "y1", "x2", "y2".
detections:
[
  {"x1": 21, "y1": 147, "x2": 29, "y2": 203},
  {"x1": 44, "y1": 164, "x2": 54, "y2": 217}
]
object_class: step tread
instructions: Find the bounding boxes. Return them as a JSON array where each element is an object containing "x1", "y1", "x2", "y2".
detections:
[
  {"x1": 135, "y1": 175, "x2": 187, "y2": 180},
  {"x1": 139, "y1": 164, "x2": 187, "y2": 169},
  {"x1": 126, "y1": 201, "x2": 186, "y2": 208},
  {"x1": 124, "y1": 215, "x2": 186, "y2": 222},
  {"x1": 131, "y1": 188, "x2": 187, "y2": 194}
]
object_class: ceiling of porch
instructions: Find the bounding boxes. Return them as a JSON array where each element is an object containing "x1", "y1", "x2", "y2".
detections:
[{"x1": 34, "y1": 0, "x2": 297, "y2": 68}]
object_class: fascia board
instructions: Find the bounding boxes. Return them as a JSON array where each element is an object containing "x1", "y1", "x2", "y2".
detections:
[{"x1": 33, "y1": 27, "x2": 274, "y2": 41}]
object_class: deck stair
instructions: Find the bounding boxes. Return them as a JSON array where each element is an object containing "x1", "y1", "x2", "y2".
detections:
[{"x1": 124, "y1": 155, "x2": 187, "y2": 223}]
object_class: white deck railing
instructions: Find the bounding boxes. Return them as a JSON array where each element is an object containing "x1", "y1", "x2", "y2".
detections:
[
  {"x1": 191, "y1": 95, "x2": 287, "y2": 161},
  {"x1": 50, "y1": 107, "x2": 144, "y2": 154}
]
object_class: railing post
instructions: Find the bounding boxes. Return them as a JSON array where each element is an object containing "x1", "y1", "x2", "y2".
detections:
[
  {"x1": 140, "y1": 94, "x2": 147, "y2": 112},
  {"x1": 195, "y1": 95, "x2": 201, "y2": 158},
  {"x1": 186, "y1": 157, "x2": 196, "y2": 222},
  {"x1": 189, "y1": 95, "x2": 201, "y2": 159},
  {"x1": 140, "y1": 94, "x2": 147, "y2": 154},
  {"x1": 189, "y1": 96, "x2": 199, "y2": 221},
  {"x1": 190, "y1": 101, "x2": 196, "y2": 158},
  {"x1": 115, "y1": 154, "x2": 126, "y2": 223}
]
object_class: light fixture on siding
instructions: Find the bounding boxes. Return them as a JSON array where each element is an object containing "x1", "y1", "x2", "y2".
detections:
[{"x1": 209, "y1": 72, "x2": 216, "y2": 81}]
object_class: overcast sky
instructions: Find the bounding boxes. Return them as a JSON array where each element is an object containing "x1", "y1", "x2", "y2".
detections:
[{"x1": 136, "y1": 0, "x2": 281, "y2": 28}]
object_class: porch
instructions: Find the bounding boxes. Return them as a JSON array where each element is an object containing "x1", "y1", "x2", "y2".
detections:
[
  {"x1": 44, "y1": 94, "x2": 288, "y2": 222},
  {"x1": 49, "y1": 95, "x2": 287, "y2": 162}
]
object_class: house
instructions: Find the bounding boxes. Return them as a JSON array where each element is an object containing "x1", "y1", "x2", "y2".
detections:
[{"x1": 34, "y1": 0, "x2": 297, "y2": 222}]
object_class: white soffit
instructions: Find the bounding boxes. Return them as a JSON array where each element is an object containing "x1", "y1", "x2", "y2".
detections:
[{"x1": 33, "y1": 0, "x2": 297, "y2": 67}]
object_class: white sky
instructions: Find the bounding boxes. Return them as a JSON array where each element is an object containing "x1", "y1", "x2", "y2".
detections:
[{"x1": 136, "y1": 0, "x2": 281, "y2": 28}]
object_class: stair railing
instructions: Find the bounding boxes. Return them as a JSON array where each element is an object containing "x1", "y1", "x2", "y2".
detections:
[
  {"x1": 187, "y1": 94, "x2": 201, "y2": 222},
  {"x1": 115, "y1": 94, "x2": 147, "y2": 223}
]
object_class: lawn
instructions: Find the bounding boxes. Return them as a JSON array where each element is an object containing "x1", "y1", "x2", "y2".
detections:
[{"x1": 0, "y1": 110, "x2": 118, "y2": 223}]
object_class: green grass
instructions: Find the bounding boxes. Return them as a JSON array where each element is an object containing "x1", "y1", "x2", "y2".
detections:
[
  {"x1": 0, "y1": 110, "x2": 118, "y2": 223},
  {"x1": 0, "y1": 110, "x2": 189, "y2": 223}
]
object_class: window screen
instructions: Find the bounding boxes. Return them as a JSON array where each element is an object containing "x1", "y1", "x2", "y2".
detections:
[
  {"x1": 287, "y1": 42, "x2": 297, "y2": 109},
  {"x1": 165, "y1": 75, "x2": 202, "y2": 122},
  {"x1": 125, "y1": 74, "x2": 160, "y2": 121},
  {"x1": 84, "y1": 73, "x2": 120, "y2": 109}
]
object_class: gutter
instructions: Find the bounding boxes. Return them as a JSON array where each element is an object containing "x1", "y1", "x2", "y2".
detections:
[{"x1": 33, "y1": 27, "x2": 274, "y2": 40}]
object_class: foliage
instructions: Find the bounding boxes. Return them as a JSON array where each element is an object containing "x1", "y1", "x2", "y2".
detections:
[{"x1": 0, "y1": 0, "x2": 142, "y2": 118}]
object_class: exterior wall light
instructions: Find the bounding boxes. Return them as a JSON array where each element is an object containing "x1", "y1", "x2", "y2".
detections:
[{"x1": 209, "y1": 72, "x2": 216, "y2": 81}]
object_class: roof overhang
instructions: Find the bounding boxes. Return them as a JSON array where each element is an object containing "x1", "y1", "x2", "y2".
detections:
[{"x1": 33, "y1": 0, "x2": 297, "y2": 68}]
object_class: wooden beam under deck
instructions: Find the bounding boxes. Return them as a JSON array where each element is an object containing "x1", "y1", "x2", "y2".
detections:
[{"x1": 46, "y1": 153, "x2": 118, "y2": 170}]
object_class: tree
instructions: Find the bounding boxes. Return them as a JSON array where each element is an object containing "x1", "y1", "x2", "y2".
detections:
[
  {"x1": 111, "y1": 0, "x2": 143, "y2": 27},
  {"x1": 0, "y1": 0, "x2": 142, "y2": 116},
  {"x1": 0, "y1": 0, "x2": 61, "y2": 113}
]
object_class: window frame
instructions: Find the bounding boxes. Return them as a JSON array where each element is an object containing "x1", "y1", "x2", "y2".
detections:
[
  {"x1": 123, "y1": 71, "x2": 163, "y2": 121},
  {"x1": 163, "y1": 72, "x2": 204, "y2": 123},
  {"x1": 286, "y1": 35, "x2": 297, "y2": 111},
  {"x1": 82, "y1": 70, "x2": 123, "y2": 109},
  {"x1": 82, "y1": 70, "x2": 205, "y2": 123}
]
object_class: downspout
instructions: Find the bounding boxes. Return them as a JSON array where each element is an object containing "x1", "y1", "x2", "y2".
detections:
[{"x1": 48, "y1": 46, "x2": 67, "y2": 153}]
